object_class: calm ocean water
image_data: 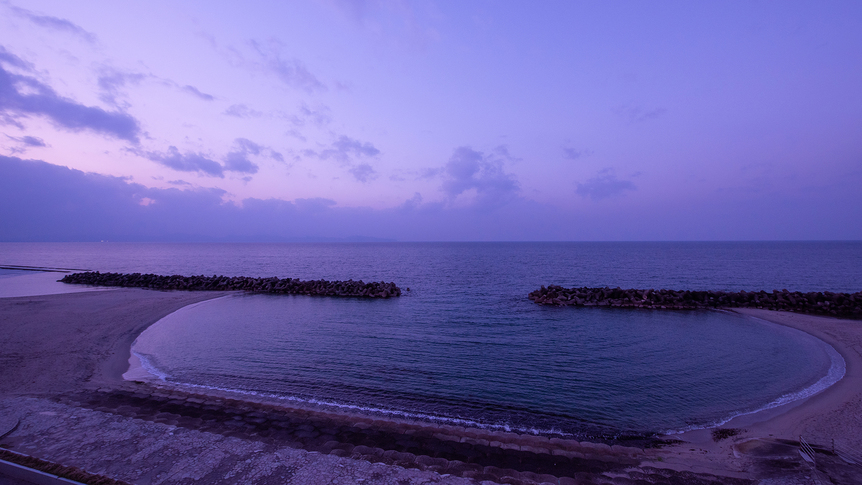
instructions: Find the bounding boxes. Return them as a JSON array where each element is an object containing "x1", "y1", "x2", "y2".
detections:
[{"x1": 2, "y1": 241, "x2": 860, "y2": 438}]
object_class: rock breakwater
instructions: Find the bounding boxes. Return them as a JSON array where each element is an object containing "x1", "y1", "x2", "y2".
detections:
[
  {"x1": 60, "y1": 272, "x2": 401, "y2": 298},
  {"x1": 529, "y1": 285, "x2": 862, "y2": 318}
]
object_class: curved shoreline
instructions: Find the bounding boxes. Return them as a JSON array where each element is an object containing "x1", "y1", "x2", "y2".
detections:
[
  {"x1": 650, "y1": 308, "x2": 862, "y2": 481},
  {"x1": 660, "y1": 310, "x2": 847, "y2": 436},
  {"x1": 126, "y1": 296, "x2": 847, "y2": 442},
  {"x1": 706, "y1": 308, "x2": 861, "y2": 441},
  {"x1": 4, "y1": 288, "x2": 862, "y2": 483}
]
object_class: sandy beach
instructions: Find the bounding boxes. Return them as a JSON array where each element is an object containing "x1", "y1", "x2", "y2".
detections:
[{"x1": 2, "y1": 288, "x2": 861, "y2": 484}]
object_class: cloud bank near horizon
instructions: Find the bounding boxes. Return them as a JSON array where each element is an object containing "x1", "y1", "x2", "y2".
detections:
[{"x1": 2, "y1": 156, "x2": 859, "y2": 242}]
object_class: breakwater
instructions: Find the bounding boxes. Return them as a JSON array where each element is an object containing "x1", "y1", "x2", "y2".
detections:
[
  {"x1": 59, "y1": 272, "x2": 401, "y2": 298},
  {"x1": 529, "y1": 285, "x2": 862, "y2": 318}
]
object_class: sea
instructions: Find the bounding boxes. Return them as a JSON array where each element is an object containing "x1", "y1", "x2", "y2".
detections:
[{"x1": 2, "y1": 241, "x2": 860, "y2": 439}]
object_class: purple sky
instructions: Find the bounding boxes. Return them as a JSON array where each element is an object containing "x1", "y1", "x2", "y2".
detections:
[{"x1": 1, "y1": 1, "x2": 860, "y2": 241}]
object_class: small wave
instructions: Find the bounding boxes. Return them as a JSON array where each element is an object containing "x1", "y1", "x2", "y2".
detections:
[
  {"x1": 159, "y1": 379, "x2": 574, "y2": 437},
  {"x1": 132, "y1": 351, "x2": 171, "y2": 381}
]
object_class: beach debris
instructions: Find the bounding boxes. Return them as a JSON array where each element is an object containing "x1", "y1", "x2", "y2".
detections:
[
  {"x1": 59, "y1": 272, "x2": 401, "y2": 298},
  {"x1": 529, "y1": 285, "x2": 862, "y2": 318}
]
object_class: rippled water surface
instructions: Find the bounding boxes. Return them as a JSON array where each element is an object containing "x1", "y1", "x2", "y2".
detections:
[{"x1": 3, "y1": 241, "x2": 859, "y2": 436}]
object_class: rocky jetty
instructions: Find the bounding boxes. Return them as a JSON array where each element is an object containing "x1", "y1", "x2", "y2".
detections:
[
  {"x1": 529, "y1": 285, "x2": 862, "y2": 318},
  {"x1": 60, "y1": 272, "x2": 401, "y2": 298}
]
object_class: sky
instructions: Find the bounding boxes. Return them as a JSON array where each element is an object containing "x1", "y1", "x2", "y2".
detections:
[{"x1": 1, "y1": 0, "x2": 860, "y2": 241}]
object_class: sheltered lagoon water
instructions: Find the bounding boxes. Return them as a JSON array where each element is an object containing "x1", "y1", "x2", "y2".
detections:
[
  {"x1": 2, "y1": 242, "x2": 856, "y2": 437},
  {"x1": 132, "y1": 296, "x2": 840, "y2": 438}
]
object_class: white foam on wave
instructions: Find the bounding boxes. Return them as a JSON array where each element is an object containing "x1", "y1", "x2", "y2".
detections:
[
  {"x1": 152, "y1": 378, "x2": 574, "y2": 437},
  {"x1": 130, "y1": 350, "x2": 171, "y2": 381},
  {"x1": 666, "y1": 315, "x2": 846, "y2": 435}
]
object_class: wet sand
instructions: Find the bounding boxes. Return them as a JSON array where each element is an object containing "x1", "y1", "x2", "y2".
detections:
[
  {"x1": 1, "y1": 289, "x2": 861, "y2": 484},
  {"x1": 0, "y1": 289, "x2": 224, "y2": 396}
]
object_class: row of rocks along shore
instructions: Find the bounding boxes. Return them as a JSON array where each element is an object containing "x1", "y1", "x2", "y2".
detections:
[
  {"x1": 59, "y1": 271, "x2": 401, "y2": 298},
  {"x1": 529, "y1": 285, "x2": 862, "y2": 318}
]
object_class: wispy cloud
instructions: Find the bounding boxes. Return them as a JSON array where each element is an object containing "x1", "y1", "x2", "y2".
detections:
[
  {"x1": 97, "y1": 68, "x2": 147, "y2": 107},
  {"x1": 349, "y1": 163, "x2": 376, "y2": 182},
  {"x1": 181, "y1": 85, "x2": 215, "y2": 101},
  {"x1": 312, "y1": 135, "x2": 380, "y2": 162},
  {"x1": 0, "y1": 46, "x2": 32, "y2": 70},
  {"x1": 576, "y1": 168, "x2": 636, "y2": 200},
  {"x1": 8, "y1": 5, "x2": 97, "y2": 44},
  {"x1": 290, "y1": 103, "x2": 332, "y2": 127},
  {"x1": 223, "y1": 103, "x2": 263, "y2": 118},
  {"x1": 248, "y1": 39, "x2": 326, "y2": 93},
  {"x1": 226, "y1": 137, "x2": 284, "y2": 168},
  {"x1": 4, "y1": 134, "x2": 47, "y2": 154},
  {"x1": 614, "y1": 103, "x2": 666, "y2": 123},
  {"x1": 99, "y1": 66, "x2": 217, "y2": 107},
  {"x1": 325, "y1": 0, "x2": 441, "y2": 52},
  {"x1": 562, "y1": 146, "x2": 592, "y2": 160},
  {"x1": 138, "y1": 138, "x2": 282, "y2": 177},
  {"x1": 142, "y1": 146, "x2": 226, "y2": 177}
]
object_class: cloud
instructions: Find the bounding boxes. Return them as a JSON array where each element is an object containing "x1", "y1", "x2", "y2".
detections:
[
  {"x1": 440, "y1": 146, "x2": 519, "y2": 206},
  {"x1": 325, "y1": 0, "x2": 440, "y2": 51},
  {"x1": 329, "y1": 0, "x2": 376, "y2": 22},
  {"x1": 326, "y1": 135, "x2": 380, "y2": 160},
  {"x1": 14, "y1": 135, "x2": 46, "y2": 147},
  {"x1": 222, "y1": 138, "x2": 283, "y2": 173},
  {"x1": 139, "y1": 138, "x2": 283, "y2": 177},
  {"x1": 0, "y1": 51, "x2": 141, "y2": 143},
  {"x1": 614, "y1": 104, "x2": 666, "y2": 123},
  {"x1": 290, "y1": 103, "x2": 332, "y2": 127},
  {"x1": 2, "y1": 155, "x2": 860, "y2": 242},
  {"x1": 419, "y1": 167, "x2": 442, "y2": 179},
  {"x1": 233, "y1": 137, "x2": 284, "y2": 164},
  {"x1": 223, "y1": 151, "x2": 258, "y2": 174},
  {"x1": 98, "y1": 68, "x2": 215, "y2": 106},
  {"x1": 181, "y1": 85, "x2": 215, "y2": 101},
  {"x1": 285, "y1": 128, "x2": 306, "y2": 142},
  {"x1": 563, "y1": 147, "x2": 590, "y2": 160},
  {"x1": 0, "y1": 46, "x2": 31, "y2": 70},
  {"x1": 223, "y1": 102, "x2": 328, "y2": 131},
  {"x1": 223, "y1": 103, "x2": 263, "y2": 118},
  {"x1": 4, "y1": 134, "x2": 46, "y2": 154},
  {"x1": 9, "y1": 6, "x2": 97, "y2": 43},
  {"x1": 143, "y1": 146, "x2": 226, "y2": 177},
  {"x1": 97, "y1": 68, "x2": 147, "y2": 107},
  {"x1": 6, "y1": 135, "x2": 48, "y2": 147},
  {"x1": 399, "y1": 192, "x2": 423, "y2": 211},
  {"x1": 249, "y1": 39, "x2": 326, "y2": 93},
  {"x1": 304, "y1": 135, "x2": 380, "y2": 182},
  {"x1": 349, "y1": 163, "x2": 376, "y2": 182},
  {"x1": 293, "y1": 197, "x2": 337, "y2": 213},
  {"x1": 576, "y1": 169, "x2": 637, "y2": 200}
]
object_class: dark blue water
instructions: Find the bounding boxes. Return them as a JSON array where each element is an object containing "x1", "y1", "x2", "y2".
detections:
[{"x1": 2, "y1": 241, "x2": 859, "y2": 437}]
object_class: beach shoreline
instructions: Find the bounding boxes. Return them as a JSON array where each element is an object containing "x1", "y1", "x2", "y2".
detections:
[
  {"x1": 2, "y1": 288, "x2": 862, "y2": 483},
  {"x1": 675, "y1": 308, "x2": 860, "y2": 442}
]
